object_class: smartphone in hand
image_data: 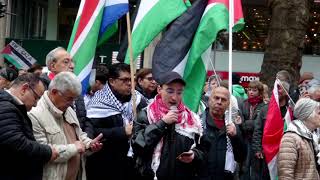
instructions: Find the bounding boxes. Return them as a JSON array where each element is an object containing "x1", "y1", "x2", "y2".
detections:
[{"x1": 177, "y1": 151, "x2": 194, "y2": 159}]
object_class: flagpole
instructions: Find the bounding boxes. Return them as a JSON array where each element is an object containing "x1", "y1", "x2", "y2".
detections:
[
  {"x1": 228, "y1": 0, "x2": 234, "y2": 123},
  {"x1": 210, "y1": 42, "x2": 220, "y2": 87},
  {"x1": 276, "y1": 77, "x2": 296, "y2": 107},
  {"x1": 126, "y1": 12, "x2": 137, "y2": 121}
]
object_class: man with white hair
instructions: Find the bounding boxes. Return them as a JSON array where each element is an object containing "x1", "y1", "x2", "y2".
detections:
[
  {"x1": 41, "y1": 47, "x2": 90, "y2": 139},
  {"x1": 278, "y1": 98, "x2": 320, "y2": 179},
  {"x1": 29, "y1": 72, "x2": 103, "y2": 180},
  {"x1": 41, "y1": 47, "x2": 74, "y2": 86},
  {"x1": 307, "y1": 85, "x2": 320, "y2": 102}
]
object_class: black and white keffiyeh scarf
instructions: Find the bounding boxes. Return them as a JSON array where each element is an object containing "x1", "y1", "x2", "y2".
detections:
[{"x1": 86, "y1": 83, "x2": 141, "y2": 124}]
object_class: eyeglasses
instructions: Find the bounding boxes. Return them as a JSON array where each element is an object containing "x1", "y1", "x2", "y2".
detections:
[
  {"x1": 54, "y1": 57, "x2": 74, "y2": 66},
  {"x1": 116, "y1": 77, "x2": 131, "y2": 83},
  {"x1": 29, "y1": 86, "x2": 41, "y2": 101},
  {"x1": 165, "y1": 88, "x2": 183, "y2": 96},
  {"x1": 57, "y1": 91, "x2": 77, "y2": 103},
  {"x1": 144, "y1": 77, "x2": 154, "y2": 81}
]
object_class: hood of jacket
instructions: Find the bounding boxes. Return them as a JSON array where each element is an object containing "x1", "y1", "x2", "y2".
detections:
[
  {"x1": 286, "y1": 120, "x2": 313, "y2": 140},
  {"x1": 232, "y1": 84, "x2": 248, "y2": 99}
]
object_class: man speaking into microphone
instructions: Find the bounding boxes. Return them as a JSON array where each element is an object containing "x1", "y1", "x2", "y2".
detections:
[{"x1": 132, "y1": 71, "x2": 209, "y2": 180}]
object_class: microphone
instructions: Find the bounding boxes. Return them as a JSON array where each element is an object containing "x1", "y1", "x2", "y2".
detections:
[
  {"x1": 169, "y1": 105, "x2": 177, "y2": 142},
  {"x1": 170, "y1": 105, "x2": 177, "y2": 111}
]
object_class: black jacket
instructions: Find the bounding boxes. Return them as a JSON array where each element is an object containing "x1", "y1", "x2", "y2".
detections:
[
  {"x1": 132, "y1": 109, "x2": 209, "y2": 180},
  {"x1": 0, "y1": 90, "x2": 52, "y2": 180},
  {"x1": 198, "y1": 109, "x2": 246, "y2": 180},
  {"x1": 86, "y1": 113, "x2": 131, "y2": 180},
  {"x1": 251, "y1": 103, "x2": 287, "y2": 154},
  {"x1": 239, "y1": 100, "x2": 266, "y2": 141},
  {"x1": 136, "y1": 85, "x2": 157, "y2": 100},
  {"x1": 86, "y1": 98, "x2": 147, "y2": 180},
  {"x1": 74, "y1": 96, "x2": 94, "y2": 138}
]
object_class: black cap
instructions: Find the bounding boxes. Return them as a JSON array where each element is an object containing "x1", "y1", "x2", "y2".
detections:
[
  {"x1": 0, "y1": 67, "x2": 18, "y2": 82},
  {"x1": 158, "y1": 72, "x2": 186, "y2": 86}
]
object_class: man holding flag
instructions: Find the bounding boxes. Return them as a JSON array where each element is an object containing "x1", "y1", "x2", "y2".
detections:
[
  {"x1": 152, "y1": 0, "x2": 244, "y2": 112},
  {"x1": 199, "y1": 86, "x2": 246, "y2": 180}
]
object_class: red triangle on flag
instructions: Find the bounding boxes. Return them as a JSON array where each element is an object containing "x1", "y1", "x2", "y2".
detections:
[{"x1": 1, "y1": 44, "x2": 12, "y2": 55}]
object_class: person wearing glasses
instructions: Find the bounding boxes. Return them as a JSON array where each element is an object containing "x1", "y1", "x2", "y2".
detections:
[
  {"x1": 41, "y1": 47, "x2": 74, "y2": 87},
  {"x1": 306, "y1": 84, "x2": 320, "y2": 102},
  {"x1": 28, "y1": 72, "x2": 103, "y2": 180},
  {"x1": 85, "y1": 63, "x2": 146, "y2": 180},
  {"x1": 132, "y1": 71, "x2": 207, "y2": 180},
  {"x1": 0, "y1": 73, "x2": 59, "y2": 180},
  {"x1": 135, "y1": 68, "x2": 157, "y2": 104},
  {"x1": 42, "y1": 47, "x2": 89, "y2": 140}
]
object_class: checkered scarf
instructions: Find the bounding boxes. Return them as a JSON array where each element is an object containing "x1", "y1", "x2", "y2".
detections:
[
  {"x1": 86, "y1": 83, "x2": 141, "y2": 124},
  {"x1": 147, "y1": 95, "x2": 203, "y2": 177},
  {"x1": 224, "y1": 111, "x2": 236, "y2": 173}
]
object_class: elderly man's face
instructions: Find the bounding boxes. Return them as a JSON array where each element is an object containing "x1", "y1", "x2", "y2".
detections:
[
  {"x1": 50, "y1": 49, "x2": 74, "y2": 74},
  {"x1": 109, "y1": 71, "x2": 131, "y2": 96},
  {"x1": 310, "y1": 89, "x2": 320, "y2": 102},
  {"x1": 49, "y1": 89, "x2": 79, "y2": 112},
  {"x1": 209, "y1": 87, "x2": 230, "y2": 117}
]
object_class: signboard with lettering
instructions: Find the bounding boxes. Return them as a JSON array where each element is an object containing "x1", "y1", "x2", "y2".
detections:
[{"x1": 207, "y1": 71, "x2": 260, "y2": 88}]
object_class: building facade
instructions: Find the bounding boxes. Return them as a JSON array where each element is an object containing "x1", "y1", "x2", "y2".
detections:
[{"x1": 0, "y1": 0, "x2": 319, "y2": 71}]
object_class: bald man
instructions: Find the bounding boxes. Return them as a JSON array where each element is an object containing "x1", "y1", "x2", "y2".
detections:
[{"x1": 199, "y1": 87, "x2": 246, "y2": 180}]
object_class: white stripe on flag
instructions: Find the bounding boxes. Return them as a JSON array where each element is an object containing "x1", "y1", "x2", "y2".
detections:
[
  {"x1": 268, "y1": 155, "x2": 278, "y2": 180},
  {"x1": 200, "y1": 46, "x2": 212, "y2": 71},
  {"x1": 284, "y1": 108, "x2": 292, "y2": 128},
  {"x1": 273, "y1": 79, "x2": 280, "y2": 106},
  {"x1": 10, "y1": 53, "x2": 29, "y2": 69},
  {"x1": 132, "y1": 0, "x2": 159, "y2": 32},
  {"x1": 75, "y1": 0, "x2": 85, "y2": 21},
  {"x1": 172, "y1": 51, "x2": 190, "y2": 77},
  {"x1": 70, "y1": 0, "x2": 105, "y2": 57},
  {"x1": 173, "y1": 46, "x2": 211, "y2": 79},
  {"x1": 106, "y1": 0, "x2": 128, "y2": 6},
  {"x1": 202, "y1": 3, "x2": 217, "y2": 17},
  {"x1": 78, "y1": 58, "x2": 94, "y2": 82}
]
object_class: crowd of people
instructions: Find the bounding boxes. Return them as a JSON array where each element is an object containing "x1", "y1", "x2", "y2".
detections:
[{"x1": 0, "y1": 46, "x2": 320, "y2": 180}]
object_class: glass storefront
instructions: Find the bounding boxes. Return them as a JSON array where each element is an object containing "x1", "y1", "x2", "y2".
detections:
[
  {"x1": 8, "y1": 0, "x2": 320, "y2": 56},
  {"x1": 233, "y1": 0, "x2": 320, "y2": 55}
]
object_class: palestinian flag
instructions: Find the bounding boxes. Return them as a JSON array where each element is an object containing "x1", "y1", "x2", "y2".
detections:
[
  {"x1": 182, "y1": 0, "x2": 244, "y2": 111},
  {"x1": 262, "y1": 79, "x2": 293, "y2": 180},
  {"x1": 1, "y1": 41, "x2": 37, "y2": 70},
  {"x1": 67, "y1": 0, "x2": 105, "y2": 94},
  {"x1": 152, "y1": 0, "x2": 207, "y2": 83},
  {"x1": 124, "y1": 0, "x2": 189, "y2": 63},
  {"x1": 152, "y1": 0, "x2": 244, "y2": 112}
]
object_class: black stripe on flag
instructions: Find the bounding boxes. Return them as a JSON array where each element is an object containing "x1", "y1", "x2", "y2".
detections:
[
  {"x1": 117, "y1": 0, "x2": 141, "y2": 62},
  {"x1": 152, "y1": 0, "x2": 208, "y2": 83},
  {"x1": 10, "y1": 45, "x2": 33, "y2": 68}
]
